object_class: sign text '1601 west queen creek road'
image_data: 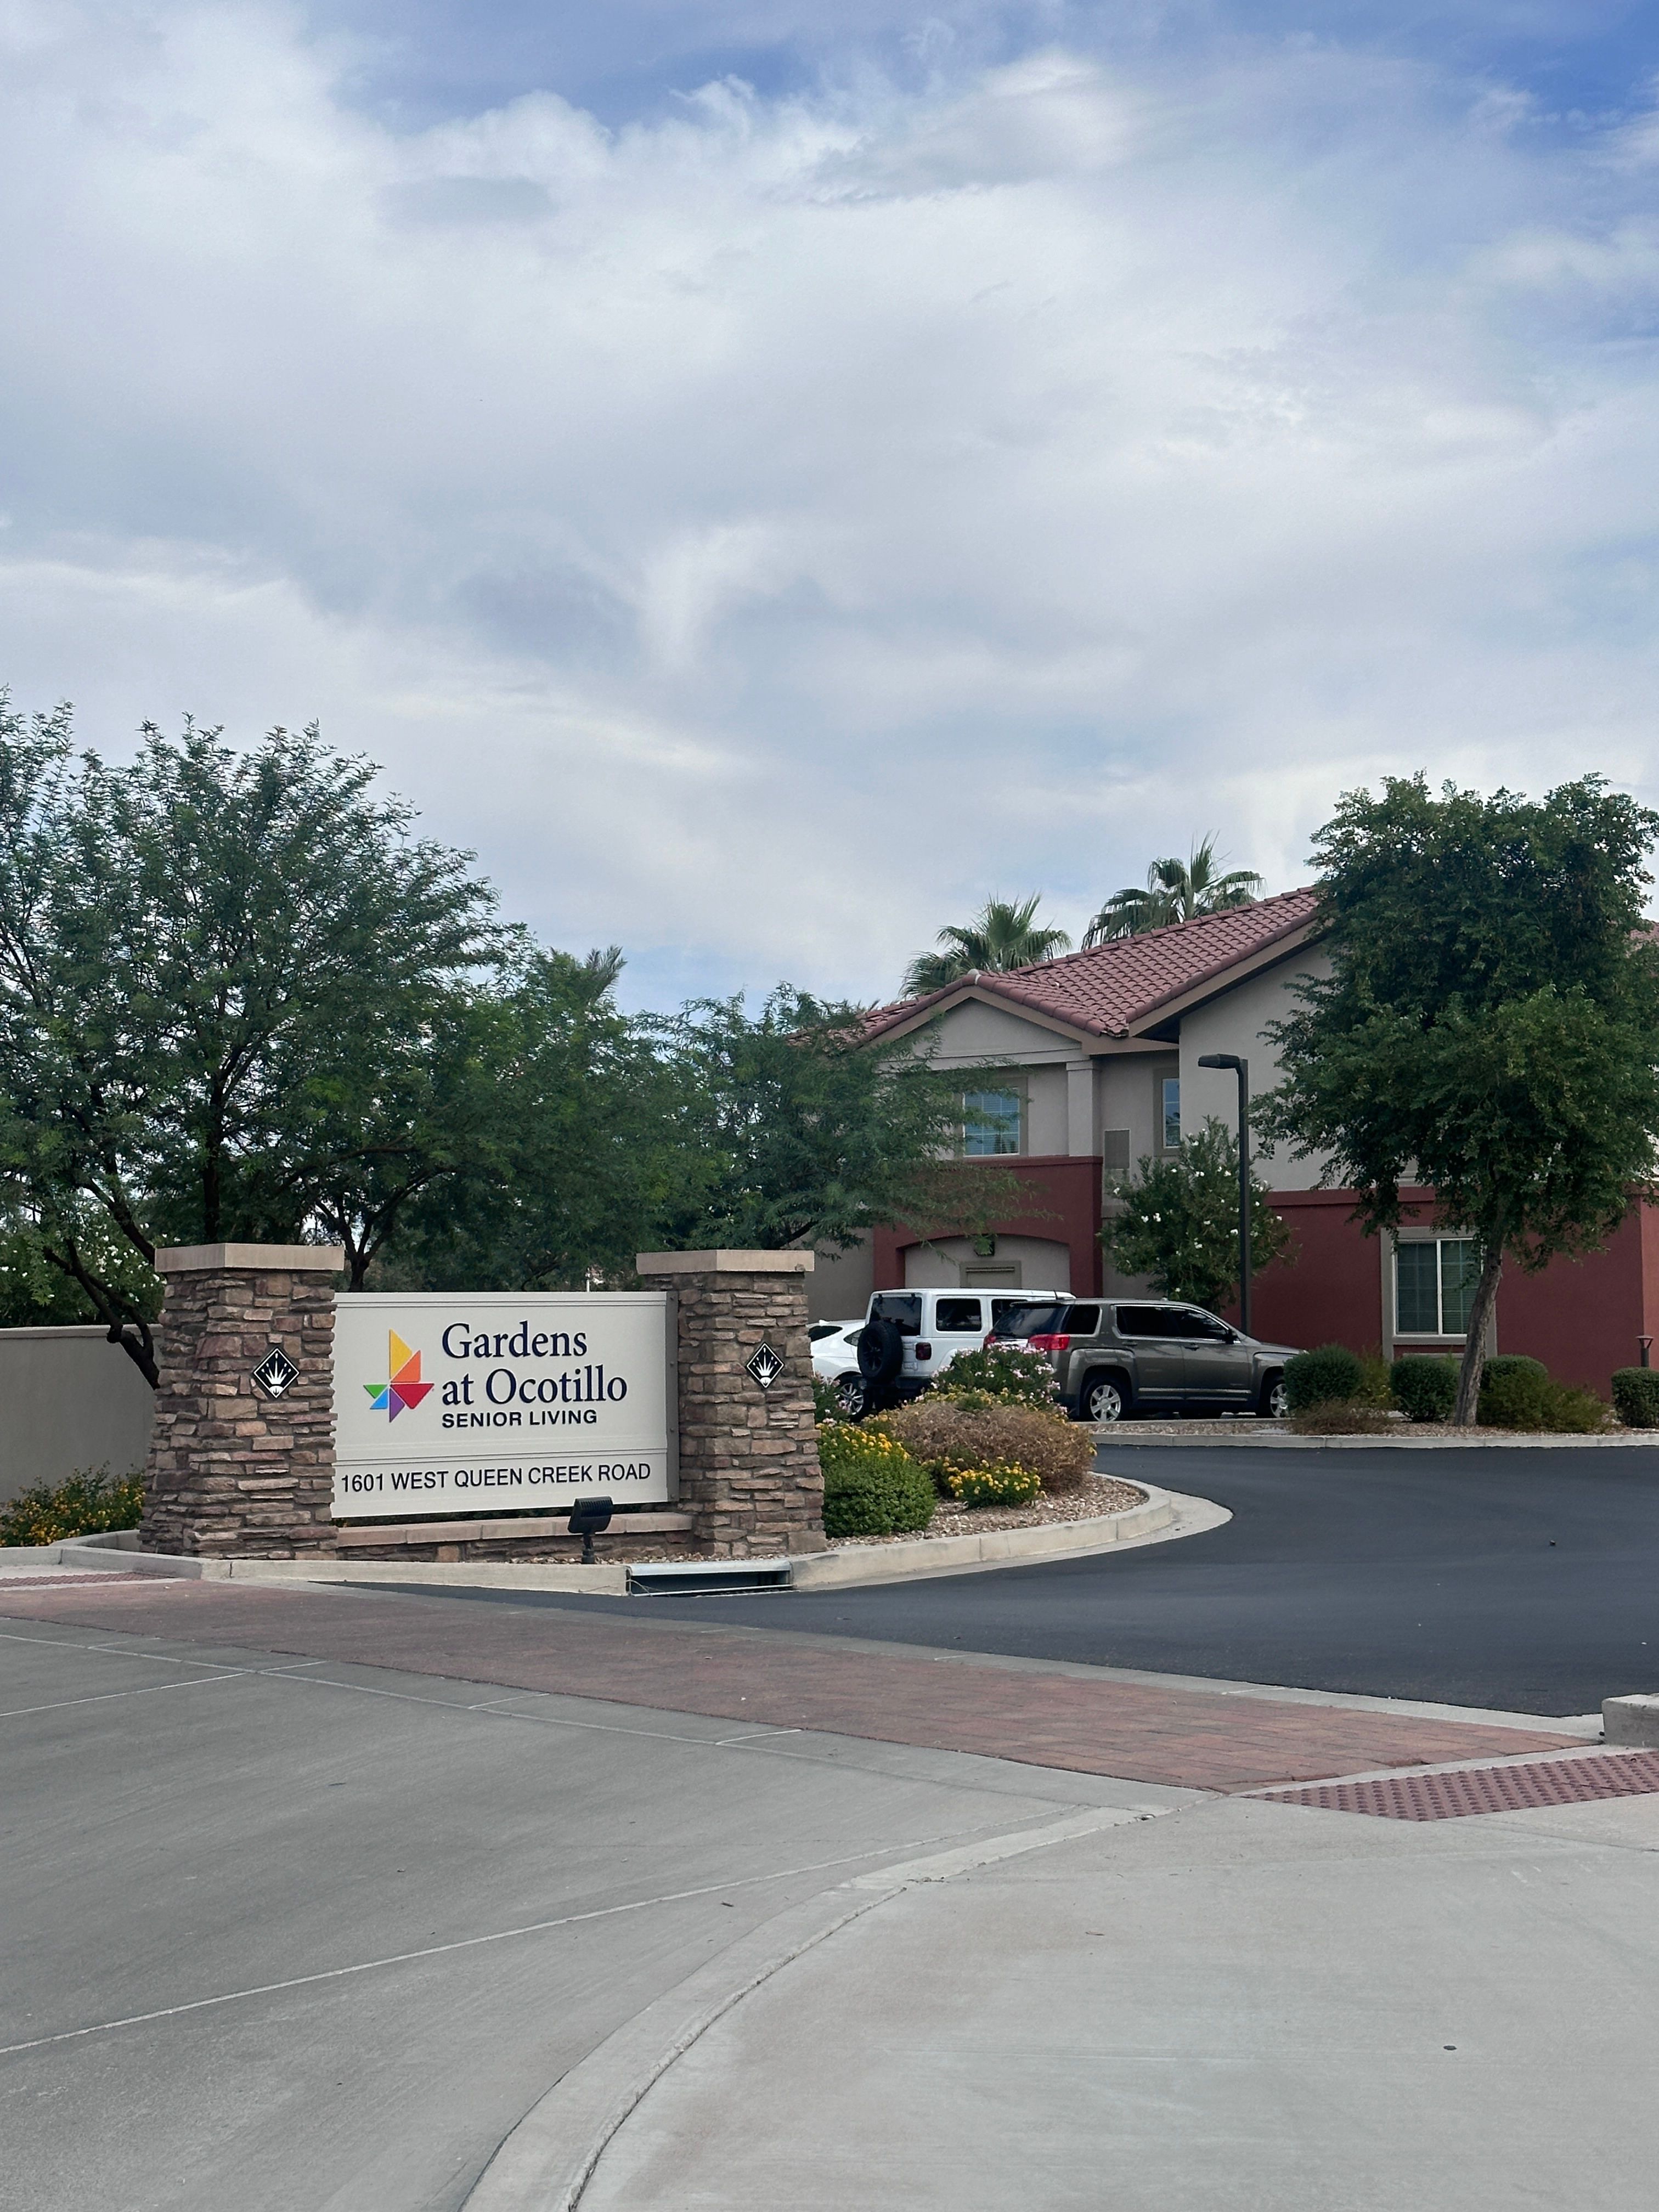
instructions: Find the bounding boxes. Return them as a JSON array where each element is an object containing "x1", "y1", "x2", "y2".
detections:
[{"x1": 331, "y1": 1293, "x2": 675, "y2": 1520}]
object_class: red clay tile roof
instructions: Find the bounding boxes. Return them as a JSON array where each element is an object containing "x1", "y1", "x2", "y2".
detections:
[{"x1": 868, "y1": 887, "x2": 1321, "y2": 1043}]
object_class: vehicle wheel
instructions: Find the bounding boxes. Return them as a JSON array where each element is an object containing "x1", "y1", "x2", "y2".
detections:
[
  {"x1": 1080, "y1": 1372, "x2": 1128, "y2": 1424},
  {"x1": 832, "y1": 1373, "x2": 867, "y2": 1420},
  {"x1": 1260, "y1": 1373, "x2": 1289, "y2": 1419}
]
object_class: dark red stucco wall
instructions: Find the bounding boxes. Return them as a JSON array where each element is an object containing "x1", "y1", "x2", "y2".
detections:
[
  {"x1": 876, "y1": 1164, "x2": 1659, "y2": 1398},
  {"x1": 874, "y1": 1156, "x2": 1104, "y2": 1297}
]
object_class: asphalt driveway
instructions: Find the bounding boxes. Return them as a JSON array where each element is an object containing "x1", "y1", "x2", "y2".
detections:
[{"x1": 427, "y1": 1444, "x2": 1659, "y2": 1716}]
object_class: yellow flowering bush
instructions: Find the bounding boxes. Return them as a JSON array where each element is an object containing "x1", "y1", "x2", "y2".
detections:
[
  {"x1": 946, "y1": 1461, "x2": 1042, "y2": 1510},
  {"x1": 818, "y1": 1421, "x2": 935, "y2": 1536},
  {"x1": 1, "y1": 1465, "x2": 143, "y2": 1547}
]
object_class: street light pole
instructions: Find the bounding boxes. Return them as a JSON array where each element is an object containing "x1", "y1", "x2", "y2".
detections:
[{"x1": 1197, "y1": 1052, "x2": 1251, "y2": 1337}]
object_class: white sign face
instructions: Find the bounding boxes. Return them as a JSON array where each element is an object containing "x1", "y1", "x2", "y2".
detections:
[{"x1": 332, "y1": 1293, "x2": 674, "y2": 1521}]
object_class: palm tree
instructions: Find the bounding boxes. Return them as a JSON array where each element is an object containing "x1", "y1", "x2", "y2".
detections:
[
  {"x1": 902, "y1": 895, "x2": 1073, "y2": 997},
  {"x1": 1082, "y1": 836, "x2": 1263, "y2": 948}
]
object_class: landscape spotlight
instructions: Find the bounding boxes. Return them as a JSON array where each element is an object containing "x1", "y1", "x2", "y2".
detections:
[{"x1": 568, "y1": 1493, "x2": 614, "y2": 1566}]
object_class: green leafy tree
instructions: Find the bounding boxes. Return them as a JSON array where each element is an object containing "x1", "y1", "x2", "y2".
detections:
[
  {"x1": 902, "y1": 896, "x2": 1071, "y2": 997},
  {"x1": 0, "y1": 700, "x2": 501, "y2": 1377},
  {"x1": 1259, "y1": 775, "x2": 1659, "y2": 1424},
  {"x1": 0, "y1": 1202, "x2": 162, "y2": 1328},
  {"x1": 652, "y1": 989, "x2": 1014, "y2": 1252},
  {"x1": 1084, "y1": 836, "x2": 1262, "y2": 947},
  {"x1": 387, "y1": 947, "x2": 680, "y2": 1292},
  {"x1": 1102, "y1": 1117, "x2": 1291, "y2": 1312}
]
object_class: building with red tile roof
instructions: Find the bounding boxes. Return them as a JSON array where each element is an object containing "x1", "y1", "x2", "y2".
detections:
[{"x1": 808, "y1": 890, "x2": 1657, "y2": 1401}]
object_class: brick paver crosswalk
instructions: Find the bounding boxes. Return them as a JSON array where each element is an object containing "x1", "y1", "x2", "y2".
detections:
[{"x1": 0, "y1": 1577, "x2": 1579, "y2": 1789}]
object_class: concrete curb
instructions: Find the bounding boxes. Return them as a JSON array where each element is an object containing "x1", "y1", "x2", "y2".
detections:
[
  {"x1": 1096, "y1": 1425, "x2": 1659, "y2": 1449},
  {"x1": 793, "y1": 1487, "x2": 1214, "y2": 1590},
  {"x1": 12, "y1": 1488, "x2": 1214, "y2": 1596},
  {"x1": 1602, "y1": 1695, "x2": 1659, "y2": 1746},
  {"x1": 460, "y1": 1802, "x2": 1171, "y2": 2212},
  {"x1": 0, "y1": 1532, "x2": 202, "y2": 1578}
]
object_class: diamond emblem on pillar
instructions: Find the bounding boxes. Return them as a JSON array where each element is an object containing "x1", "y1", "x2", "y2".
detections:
[
  {"x1": 251, "y1": 1347, "x2": 300, "y2": 1400},
  {"x1": 744, "y1": 1341, "x2": 785, "y2": 1391}
]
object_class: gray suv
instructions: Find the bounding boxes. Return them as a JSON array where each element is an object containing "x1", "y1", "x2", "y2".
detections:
[{"x1": 993, "y1": 1299, "x2": 1297, "y2": 1423}]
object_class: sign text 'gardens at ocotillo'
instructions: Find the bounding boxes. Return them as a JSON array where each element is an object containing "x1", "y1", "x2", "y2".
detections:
[{"x1": 331, "y1": 1293, "x2": 675, "y2": 1520}]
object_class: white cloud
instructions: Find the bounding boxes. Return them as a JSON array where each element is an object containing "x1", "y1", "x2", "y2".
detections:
[{"x1": 1, "y1": 7, "x2": 1657, "y2": 1004}]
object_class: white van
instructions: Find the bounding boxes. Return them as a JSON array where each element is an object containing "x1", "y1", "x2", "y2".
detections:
[{"x1": 851, "y1": 1286, "x2": 1070, "y2": 1411}]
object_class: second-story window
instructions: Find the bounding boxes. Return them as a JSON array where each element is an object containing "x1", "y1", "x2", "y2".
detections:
[
  {"x1": 963, "y1": 1088, "x2": 1022, "y2": 1155},
  {"x1": 1161, "y1": 1076, "x2": 1181, "y2": 1150}
]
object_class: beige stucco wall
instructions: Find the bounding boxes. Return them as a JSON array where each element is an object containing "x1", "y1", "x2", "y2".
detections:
[
  {"x1": 902, "y1": 1235, "x2": 1075, "y2": 1293},
  {"x1": 915, "y1": 1000, "x2": 1080, "y2": 1067},
  {"x1": 0, "y1": 1327, "x2": 156, "y2": 1506},
  {"x1": 806, "y1": 1238, "x2": 876, "y2": 1324},
  {"x1": 1178, "y1": 947, "x2": 1336, "y2": 1190},
  {"x1": 1094, "y1": 1050, "x2": 1177, "y2": 1175}
]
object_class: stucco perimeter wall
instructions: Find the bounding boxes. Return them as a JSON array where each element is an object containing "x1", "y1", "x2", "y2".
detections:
[{"x1": 0, "y1": 1326, "x2": 156, "y2": 1505}]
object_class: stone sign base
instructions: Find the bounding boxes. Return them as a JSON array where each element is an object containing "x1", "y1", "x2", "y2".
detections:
[
  {"x1": 635, "y1": 1249, "x2": 826, "y2": 1558},
  {"x1": 137, "y1": 1242, "x2": 827, "y2": 1564},
  {"x1": 140, "y1": 1243, "x2": 343, "y2": 1559},
  {"x1": 331, "y1": 1509, "x2": 695, "y2": 1564}
]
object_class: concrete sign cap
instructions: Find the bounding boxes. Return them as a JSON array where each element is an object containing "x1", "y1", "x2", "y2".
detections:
[
  {"x1": 634, "y1": 1250, "x2": 814, "y2": 1274},
  {"x1": 155, "y1": 1243, "x2": 346, "y2": 1274}
]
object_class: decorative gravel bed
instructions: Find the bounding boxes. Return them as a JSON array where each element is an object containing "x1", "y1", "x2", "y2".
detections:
[{"x1": 828, "y1": 1473, "x2": 1147, "y2": 1548}]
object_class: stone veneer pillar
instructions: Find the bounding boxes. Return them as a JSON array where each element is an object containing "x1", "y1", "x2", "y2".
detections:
[
  {"x1": 634, "y1": 1250, "x2": 826, "y2": 1559},
  {"x1": 139, "y1": 1242, "x2": 344, "y2": 1559}
]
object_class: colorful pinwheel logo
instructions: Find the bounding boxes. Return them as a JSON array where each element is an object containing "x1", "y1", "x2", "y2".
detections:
[{"x1": 365, "y1": 1331, "x2": 434, "y2": 1420}]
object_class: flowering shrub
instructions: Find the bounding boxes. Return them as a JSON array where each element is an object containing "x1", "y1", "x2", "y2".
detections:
[
  {"x1": 817, "y1": 1422, "x2": 935, "y2": 1536},
  {"x1": 1, "y1": 1465, "x2": 143, "y2": 1547},
  {"x1": 876, "y1": 1400, "x2": 1094, "y2": 1493},
  {"x1": 946, "y1": 1462, "x2": 1042, "y2": 1509},
  {"x1": 935, "y1": 1344, "x2": 1059, "y2": 1408}
]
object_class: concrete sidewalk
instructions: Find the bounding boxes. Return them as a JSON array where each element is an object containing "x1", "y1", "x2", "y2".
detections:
[
  {"x1": 7, "y1": 1577, "x2": 1651, "y2": 2209},
  {"x1": 562, "y1": 1782, "x2": 1659, "y2": 2211}
]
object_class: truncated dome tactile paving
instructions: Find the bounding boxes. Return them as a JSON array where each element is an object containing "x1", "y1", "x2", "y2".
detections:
[{"x1": 1262, "y1": 1749, "x2": 1659, "y2": 1820}]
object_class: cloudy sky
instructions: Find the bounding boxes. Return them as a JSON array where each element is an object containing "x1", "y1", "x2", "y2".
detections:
[{"x1": 2, "y1": 2, "x2": 1656, "y2": 1007}]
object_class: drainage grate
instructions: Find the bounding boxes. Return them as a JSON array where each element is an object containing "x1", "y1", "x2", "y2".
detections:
[
  {"x1": 1263, "y1": 1750, "x2": 1659, "y2": 1821},
  {"x1": 627, "y1": 1559, "x2": 792, "y2": 1596}
]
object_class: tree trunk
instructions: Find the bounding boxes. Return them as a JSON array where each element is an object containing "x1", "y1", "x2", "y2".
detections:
[{"x1": 1452, "y1": 1241, "x2": 1505, "y2": 1426}]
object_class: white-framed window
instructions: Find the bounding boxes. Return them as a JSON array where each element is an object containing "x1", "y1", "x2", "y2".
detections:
[
  {"x1": 1395, "y1": 1237, "x2": 1480, "y2": 1338},
  {"x1": 1159, "y1": 1075, "x2": 1181, "y2": 1152},
  {"x1": 963, "y1": 1087, "x2": 1023, "y2": 1156}
]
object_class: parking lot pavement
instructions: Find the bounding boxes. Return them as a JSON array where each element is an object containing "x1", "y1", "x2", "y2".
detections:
[
  {"x1": 464, "y1": 1441, "x2": 1659, "y2": 1714},
  {"x1": 576, "y1": 1785, "x2": 1659, "y2": 2212},
  {"x1": 0, "y1": 1612, "x2": 1186, "y2": 2212}
]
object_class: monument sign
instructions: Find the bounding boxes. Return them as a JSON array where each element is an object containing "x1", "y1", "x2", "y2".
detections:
[{"x1": 331, "y1": 1291, "x2": 675, "y2": 1520}]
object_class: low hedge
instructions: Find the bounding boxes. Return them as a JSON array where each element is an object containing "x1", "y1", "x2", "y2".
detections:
[
  {"x1": 818, "y1": 1423, "x2": 935, "y2": 1536},
  {"x1": 1477, "y1": 1357, "x2": 1605, "y2": 1434},
  {"x1": 876, "y1": 1399, "x2": 1094, "y2": 1493},
  {"x1": 1391, "y1": 1356, "x2": 1458, "y2": 1423},
  {"x1": 1612, "y1": 1369, "x2": 1659, "y2": 1429},
  {"x1": 1284, "y1": 1344, "x2": 1364, "y2": 1413},
  {"x1": 946, "y1": 1462, "x2": 1042, "y2": 1509},
  {"x1": 1, "y1": 1465, "x2": 144, "y2": 1548}
]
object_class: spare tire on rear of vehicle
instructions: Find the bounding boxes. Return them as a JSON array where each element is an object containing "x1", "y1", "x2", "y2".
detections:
[{"x1": 856, "y1": 1317, "x2": 904, "y2": 1392}]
